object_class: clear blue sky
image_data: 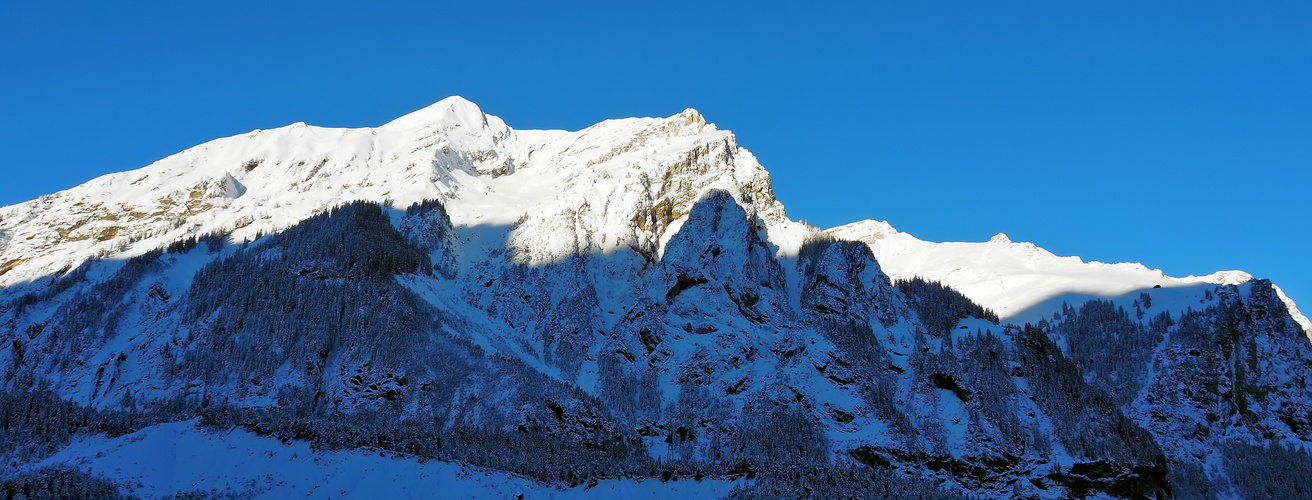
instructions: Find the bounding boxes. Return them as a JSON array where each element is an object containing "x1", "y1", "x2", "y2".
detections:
[{"x1": 2, "y1": 1, "x2": 1309, "y2": 306}]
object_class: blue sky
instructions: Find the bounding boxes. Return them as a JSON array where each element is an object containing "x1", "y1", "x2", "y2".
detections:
[{"x1": 2, "y1": 1, "x2": 1308, "y2": 306}]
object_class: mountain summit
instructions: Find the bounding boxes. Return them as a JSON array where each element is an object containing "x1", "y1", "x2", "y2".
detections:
[
  {"x1": 2, "y1": 99, "x2": 1310, "y2": 499},
  {"x1": 384, "y1": 96, "x2": 499, "y2": 130},
  {"x1": 0, "y1": 97, "x2": 794, "y2": 288}
]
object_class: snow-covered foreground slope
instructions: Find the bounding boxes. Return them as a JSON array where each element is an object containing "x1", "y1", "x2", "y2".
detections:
[
  {"x1": 828, "y1": 219, "x2": 1311, "y2": 335},
  {"x1": 34, "y1": 420, "x2": 742, "y2": 499}
]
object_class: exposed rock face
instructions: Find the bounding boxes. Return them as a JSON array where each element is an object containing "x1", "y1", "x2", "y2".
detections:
[{"x1": 1, "y1": 99, "x2": 1309, "y2": 498}]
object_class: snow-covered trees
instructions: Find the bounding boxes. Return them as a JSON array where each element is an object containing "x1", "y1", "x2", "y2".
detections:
[
  {"x1": 1015, "y1": 323, "x2": 1164, "y2": 467},
  {"x1": 1221, "y1": 440, "x2": 1312, "y2": 498},
  {"x1": 1050, "y1": 300, "x2": 1161, "y2": 407},
  {"x1": 3, "y1": 193, "x2": 1310, "y2": 499},
  {"x1": 0, "y1": 466, "x2": 126, "y2": 500},
  {"x1": 725, "y1": 463, "x2": 971, "y2": 500},
  {"x1": 897, "y1": 278, "x2": 999, "y2": 336}
]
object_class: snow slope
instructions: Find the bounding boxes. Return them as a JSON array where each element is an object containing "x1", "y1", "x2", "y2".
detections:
[
  {"x1": 828, "y1": 219, "x2": 1311, "y2": 335},
  {"x1": 34, "y1": 420, "x2": 743, "y2": 499},
  {"x1": 0, "y1": 96, "x2": 807, "y2": 296}
]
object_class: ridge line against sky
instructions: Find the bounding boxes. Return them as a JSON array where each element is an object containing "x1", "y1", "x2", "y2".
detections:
[{"x1": 1, "y1": 1, "x2": 1308, "y2": 306}]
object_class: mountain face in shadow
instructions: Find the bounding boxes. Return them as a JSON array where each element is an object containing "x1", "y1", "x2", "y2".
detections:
[{"x1": 2, "y1": 100, "x2": 1310, "y2": 498}]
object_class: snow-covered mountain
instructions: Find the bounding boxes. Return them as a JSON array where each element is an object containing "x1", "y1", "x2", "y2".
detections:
[
  {"x1": 827, "y1": 220, "x2": 1312, "y2": 335},
  {"x1": 0, "y1": 97, "x2": 800, "y2": 291},
  {"x1": 2, "y1": 98, "x2": 1310, "y2": 499}
]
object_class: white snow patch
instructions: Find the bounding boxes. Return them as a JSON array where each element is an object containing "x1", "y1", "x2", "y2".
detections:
[{"x1": 33, "y1": 420, "x2": 744, "y2": 499}]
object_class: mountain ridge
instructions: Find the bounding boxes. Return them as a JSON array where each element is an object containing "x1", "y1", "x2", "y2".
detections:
[
  {"x1": 828, "y1": 218, "x2": 1311, "y2": 337},
  {"x1": 0, "y1": 97, "x2": 803, "y2": 291},
  {"x1": 3, "y1": 96, "x2": 1300, "y2": 336}
]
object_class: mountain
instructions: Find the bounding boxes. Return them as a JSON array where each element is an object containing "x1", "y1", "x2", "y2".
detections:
[
  {"x1": 827, "y1": 220, "x2": 1312, "y2": 334},
  {"x1": 2, "y1": 97, "x2": 1309, "y2": 499}
]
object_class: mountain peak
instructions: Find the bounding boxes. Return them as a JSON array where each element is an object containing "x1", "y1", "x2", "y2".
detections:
[
  {"x1": 989, "y1": 232, "x2": 1011, "y2": 243},
  {"x1": 827, "y1": 219, "x2": 899, "y2": 240},
  {"x1": 677, "y1": 108, "x2": 705, "y2": 124},
  {"x1": 382, "y1": 96, "x2": 501, "y2": 132}
]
